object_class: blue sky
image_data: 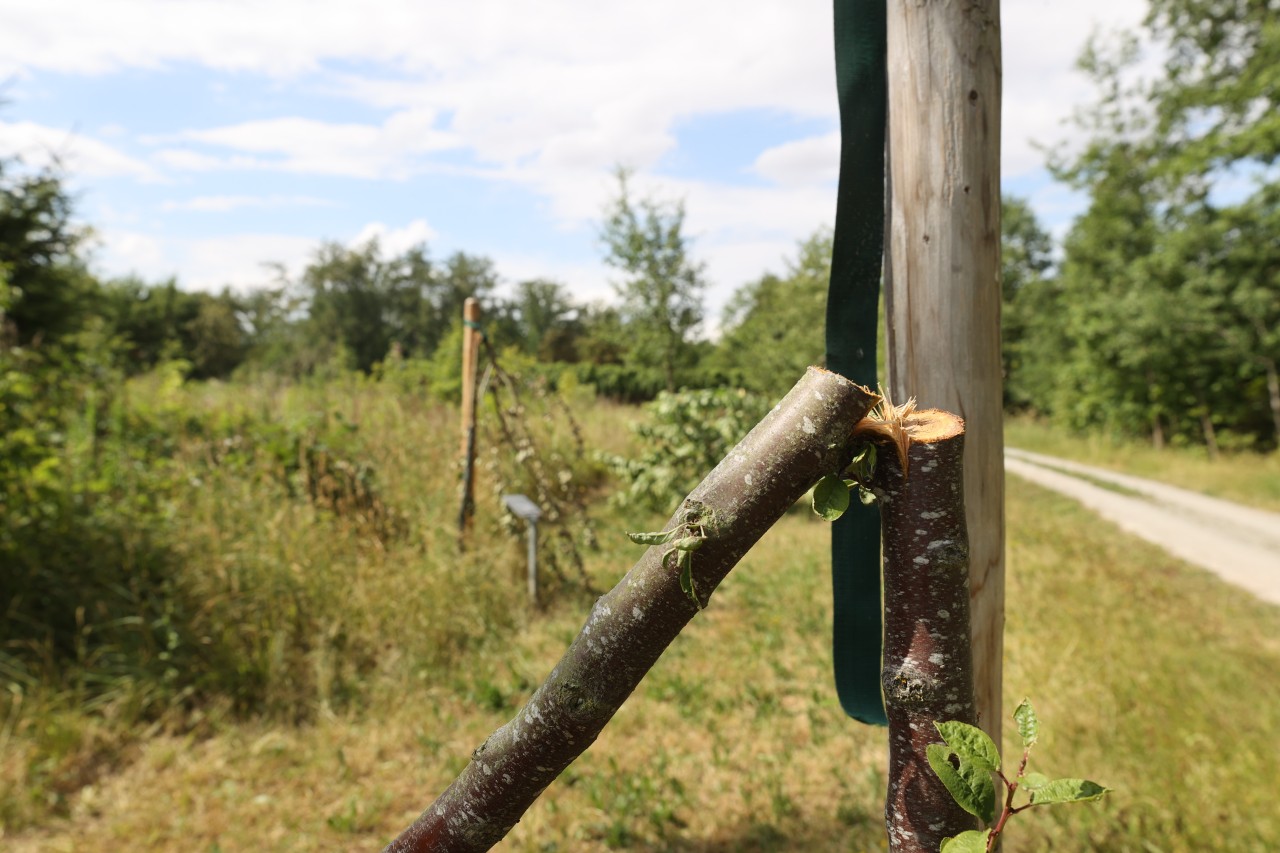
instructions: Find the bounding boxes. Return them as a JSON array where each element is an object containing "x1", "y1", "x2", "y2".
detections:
[{"x1": 1, "y1": 0, "x2": 1149, "y2": 324}]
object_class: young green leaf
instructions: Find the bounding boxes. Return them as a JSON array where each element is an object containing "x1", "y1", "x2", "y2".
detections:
[
  {"x1": 1029, "y1": 778, "x2": 1110, "y2": 806},
  {"x1": 935, "y1": 721, "x2": 1001, "y2": 772},
  {"x1": 627, "y1": 529, "x2": 680, "y2": 546},
  {"x1": 1014, "y1": 698, "x2": 1039, "y2": 747},
  {"x1": 926, "y1": 744, "x2": 997, "y2": 824},
  {"x1": 671, "y1": 536, "x2": 704, "y2": 552},
  {"x1": 848, "y1": 442, "x2": 877, "y2": 482},
  {"x1": 676, "y1": 548, "x2": 698, "y2": 605},
  {"x1": 1019, "y1": 771, "x2": 1051, "y2": 791},
  {"x1": 850, "y1": 443, "x2": 872, "y2": 466},
  {"x1": 857, "y1": 486, "x2": 877, "y2": 505},
  {"x1": 940, "y1": 829, "x2": 992, "y2": 853},
  {"x1": 812, "y1": 474, "x2": 851, "y2": 521}
]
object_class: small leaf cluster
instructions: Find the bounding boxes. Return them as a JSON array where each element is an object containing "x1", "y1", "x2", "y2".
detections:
[
  {"x1": 931, "y1": 699, "x2": 1110, "y2": 853},
  {"x1": 810, "y1": 443, "x2": 877, "y2": 522},
  {"x1": 627, "y1": 501, "x2": 718, "y2": 607}
]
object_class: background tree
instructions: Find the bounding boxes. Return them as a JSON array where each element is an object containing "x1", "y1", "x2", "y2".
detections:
[
  {"x1": 1146, "y1": 0, "x2": 1278, "y2": 181},
  {"x1": 715, "y1": 229, "x2": 831, "y2": 400},
  {"x1": 1145, "y1": 0, "x2": 1280, "y2": 446},
  {"x1": 427, "y1": 250, "x2": 499, "y2": 353},
  {"x1": 600, "y1": 169, "x2": 706, "y2": 391},
  {"x1": 1015, "y1": 17, "x2": 1280, "y2": 451},
  {"x1": 98, "y1": 277, "x2": 199, "y2": 368},
  {"x1": 297, "y1": 240, "x2": 498, "y2": 373},
  {"x1": 999, "y1": 196, "x2": 1054, "y2": 410},
  {"x1": 302, "y1": 239, "x2": 410, "y2": 372},
  {"x1": 575, "y1": 302, "x2": 627, "y2": 366},
  {"x1": 0, "y1": 157, "x2": 95, "y2": 344},
  {"x1": 508, "y1": 278, "x2": 583, "y2": 362},
  {"x1": 184, "y1": 289, "x2": 248, "y2": 379}
]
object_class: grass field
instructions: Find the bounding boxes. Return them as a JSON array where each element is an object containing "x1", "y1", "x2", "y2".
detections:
[
  {"x1": 4, "y1": 382, "x2": 1279, "y2": 851},
  {"x1": 1005, "y1": 415, "x2": 1280, "y2": 513}
]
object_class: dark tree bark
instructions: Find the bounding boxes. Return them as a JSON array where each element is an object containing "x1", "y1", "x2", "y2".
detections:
[
  {"x1": 385, "y1": 367, "x2": 877, "y2": 853},
  {"x1": 869, "y1": 408, "x2": 980, "y2": 852}
]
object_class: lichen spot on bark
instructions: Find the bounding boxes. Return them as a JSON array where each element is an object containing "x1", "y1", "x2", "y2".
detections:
[{"x1": 802, "y1": 416, "x2": 817, "y2": 434}]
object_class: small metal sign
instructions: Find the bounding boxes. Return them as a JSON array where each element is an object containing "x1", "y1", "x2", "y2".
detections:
[
  {"x1": 503, "y1": 494, "x2": 542, "y2": 603},
  {"x1": 502, "y1": 494, "x2": 543, "y2": 522}
]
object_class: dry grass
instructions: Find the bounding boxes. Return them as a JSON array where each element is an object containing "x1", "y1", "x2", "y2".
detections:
[
  {"x1": 1005, "y1": 414, "x2": 1280, "y2": 512},
  {"x1": 5, "y1": 389, "x2": 1279, "y2": 851}
]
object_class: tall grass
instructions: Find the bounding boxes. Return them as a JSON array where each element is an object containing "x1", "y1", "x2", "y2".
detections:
[{"x1": 2, "y1": 366, "x2": 582, "y2": 831}]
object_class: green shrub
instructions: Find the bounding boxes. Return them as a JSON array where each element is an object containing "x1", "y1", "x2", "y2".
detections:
[
  {"x1": 0, "y1": 344, "x2": 423, "y2": 719},
  {"x1": 604, "y1": 388, "x2": 771, "y2": 514},
  {"x1": 0, "y1": 342, "x2": 204, "y2": 707}
]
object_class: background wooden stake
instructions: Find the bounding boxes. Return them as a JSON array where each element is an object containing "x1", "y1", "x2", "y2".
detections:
[{"x1": 458, "y1": 297, "x2": 482, "y2": 540}]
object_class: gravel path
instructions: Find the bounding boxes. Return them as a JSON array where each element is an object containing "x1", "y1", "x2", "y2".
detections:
[{"x1": 1005, "y1": 447, "x2": 1280, "y2": 607}]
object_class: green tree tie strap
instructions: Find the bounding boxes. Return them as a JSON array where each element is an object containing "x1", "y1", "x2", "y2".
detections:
[{"x1": 826, "y1": 0, "x2": 887, "y2": 726}]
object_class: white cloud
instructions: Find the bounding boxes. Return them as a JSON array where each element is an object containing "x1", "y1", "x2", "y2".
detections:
[
  {"x1": 152, "y1": 149, "x2": 229, "y2": 171},
  {"x1": 160, "y1": 194, "x2": 336, "y2": 213},
  {"x1": 350, "y1": 219, "x2": 438, "y2": 256},
  {"x1": 151, "y1": 112, "x2": 460, "y2": 179},
  {"x1": 92, "y1": 228, "x2": 316, "y2": 291},
  {"x1": 0, "y1": 120, "x2": 162, "y2": 181},
  {"x1": 751, "y1": 132, "x2": 840, "y2": 186}
]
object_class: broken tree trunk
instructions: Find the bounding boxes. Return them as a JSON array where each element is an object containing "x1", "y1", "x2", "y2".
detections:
[
  {"x1": 385, "y1": 367, "x2": 877, "y2": 853},
  {"x1": 864, "y1": 407, "x2": 979, "y2": 852}
]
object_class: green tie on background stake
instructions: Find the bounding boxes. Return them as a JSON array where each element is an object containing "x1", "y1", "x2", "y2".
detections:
[{"x1": 826, "y1": 0, "x2": 887, "y2": 726}]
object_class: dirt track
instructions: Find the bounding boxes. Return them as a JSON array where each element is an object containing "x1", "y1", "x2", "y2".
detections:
[{"x1": 1005, "y1": 448, "x2": 1280, "y2": 607}]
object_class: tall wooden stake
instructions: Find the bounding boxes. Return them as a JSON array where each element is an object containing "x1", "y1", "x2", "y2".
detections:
[
  {"x1": 458, "y1": 297, "x2": 482, "y2": 540},
  {"x1": 885, "y1": 0, "x2": 1005, "y2": 746}
]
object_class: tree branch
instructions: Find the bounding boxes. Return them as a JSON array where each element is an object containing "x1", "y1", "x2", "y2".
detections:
[{"x1": 385, "y1": 367, "x2": 878, "y2": 853}]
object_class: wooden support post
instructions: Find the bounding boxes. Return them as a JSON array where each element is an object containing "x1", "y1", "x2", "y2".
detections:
[
  {"x1": 458, "y1": 297, "x2": 482, "y2": 539},
  {"x1": 885, "y1": 0, "x2": 1005, "y2": 745}
]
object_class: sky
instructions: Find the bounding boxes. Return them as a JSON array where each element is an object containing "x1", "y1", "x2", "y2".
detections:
[{"x1": 0, "y1": 0, "x2": 1150, "y2": 325}]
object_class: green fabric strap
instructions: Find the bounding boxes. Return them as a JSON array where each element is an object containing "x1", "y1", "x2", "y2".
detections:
[{"x1": 826, "y1": 0, "x2": 887, "y2": 726}]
